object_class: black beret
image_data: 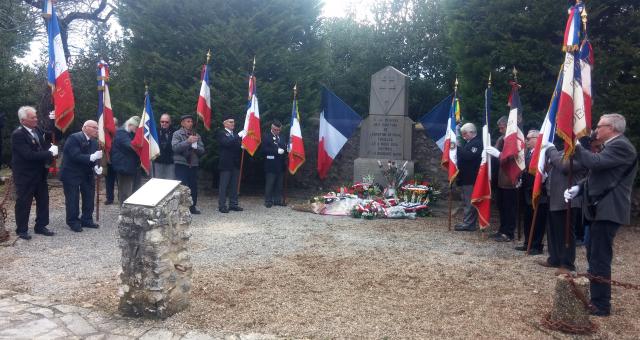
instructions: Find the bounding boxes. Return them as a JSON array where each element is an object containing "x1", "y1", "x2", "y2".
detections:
[
  {"x1": 222, "y1": 114, "x2": 234, "y2": 122},
  {"x1": 180, "y1": 114, "x2": 194, "y2": 122}
]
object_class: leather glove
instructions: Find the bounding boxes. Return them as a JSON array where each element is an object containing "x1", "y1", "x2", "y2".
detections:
[
  {"x1": 48, "y1": 145, "x2": 58, "y2": 157},
  {"x1": 49, "y1": 111, "x2": 56, "y2": 120},
  {"x1": 277, "y1": 148, "x2": 284, "y2": 155},
  {"x1": 89, "y1": 150, "x2": 103, "y2": 162},
  {"x1": 238, "y1": 130, "x2": 247, "y2": 138},
  {"x1": 485, "y1": 146, "x2": 501, "y2": 158},
  {"x1": 564, "y1": 185, "x2": 580, "y2": 202},
  {"x1": 94, "y1": 165, "x2": 103, "y2": 176}
]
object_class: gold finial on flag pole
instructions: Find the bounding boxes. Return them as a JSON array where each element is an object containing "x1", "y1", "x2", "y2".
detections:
[
  {"x1": 488, "y1": 72, "x2": 492, "y2": 87},
  {"x1": 581, "y1": 5, "x2": 588, "y2": 32},
  {"x1": 206, "y1": 49, "x2": 211, "y2": 64},
  {"x1": 512, "y1": 66, "x2": 518, "y2": 82},
  {"x1": 293, "y1": 83, "x2": 298, "y2": 98},
  {"x1": 454, "y1": 77, "x2": 458, "y2": 93},
  {"x1": 251, "y1": 56, "x2": 256, "y2": 75}
]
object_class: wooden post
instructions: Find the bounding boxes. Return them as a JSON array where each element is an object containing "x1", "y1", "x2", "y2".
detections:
[
  {"x1": 526, "y1": 200, "x2": 539, "y2": 255},
  {"x1": 448, "y1": 184, "x2": 453, "y2": 231}
]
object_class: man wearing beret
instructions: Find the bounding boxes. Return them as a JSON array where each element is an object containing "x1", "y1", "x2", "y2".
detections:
[
  {"x1": 172, "y1": 114, "x2": 205, "y2": 214},
  {"x1": 262, "y1": 120, "x2": 287, "y2": 208},
  {"x1": 216, "y1": 114, "x2": 244, "y2": 213}
]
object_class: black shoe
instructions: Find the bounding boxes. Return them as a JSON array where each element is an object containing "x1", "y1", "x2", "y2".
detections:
[
  {"x1": 105, "y1": 200, "x2": 114, "y2": 205},
  {"x1": 494, "y1": 233, "x2": 513, "y2": 242},
  {"x1": 219, "y1": 207, "x2": 229, "y2": 213},
  {"x1": 454, "y1": 224, "x2": 476, "y2": 231},
  {"x1": 69, "y1": 225, "x2": 83, "y2": 232},
  {"x1": 34, "y1": 227, "x2": 55, "y2": 236},
  {"x1": 17, "y1": 233, "x2": 32, "y2": 240},
  {"x1": 190, "y1": 207, "x2": 201, "y2": 214},
  {"x1": 82, "y1": 222, "x2": 99, "y2": 229},
  {"x1": 590, "y1": 309, "x2": 610, "y2": 317},
  {"x1": 229, "y1": 206, "x2": 244, "y2": 211},
  {"x1": 514, "y1": 245, "x2": 528, "y2": 251},
  {"x1": 528, "y1": 249, "x2": 543, "y2": 255},
  {"x1": 274, "y1": 202, "x2": 287, "y2": 207},
  {"x1": 265, "y1": 202, "x2": 273, "y2": 208}
]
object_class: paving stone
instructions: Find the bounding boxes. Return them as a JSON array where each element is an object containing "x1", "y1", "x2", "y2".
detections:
[
  {"x1": 0, "y1": 318, "x2": 59, "y2": 338},
  {"x1": 0, "y1": 303, "x2": 31, "y2": 313},
  {"x1": 110, "y1": 325, "x2": 153, "y2": 338},
  {"x1": 139, "y1": 328, "x2": 176, "y2": 340},
  {"x1": 27, "y1": 307, "x2": 56, "y2": 318},
  {"x1": 239, "y1": 334, "x2": 278, "y2": 340},
  {"x1": 85, "y1": 334, "x2": 107, "y2": 340},
  {"x1": 105, "y1": 334, "x2": 134, "y2": 340},
  {"x1": 53, "y1": 304, "x2": 91, "y2": 315},
  {"x1": 0, "y1": 290, "x2": 16, "y2": 298},
  {"x1": 60, "y1": 313, "x2": 97, "y2": 336},
  {"x1": 0, "y1": 298, "x2": 19, "y2": 308},
  {"x1": 33, "y1": 327, "x2": 70, "y2": 340},
  {"x1": 180, "y1": 331, "x2": 219, "y2": 340},
  {"x1": 224, "y1": 335, "x2": 240, "y2": 340},
  {"x1": 14, "y1": 294, "x2": 54, "y2": 307}
]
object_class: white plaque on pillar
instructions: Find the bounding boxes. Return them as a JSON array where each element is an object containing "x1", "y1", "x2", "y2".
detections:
[{"x1": 123, "y1": 178, "x2": 182, "y2": 207}]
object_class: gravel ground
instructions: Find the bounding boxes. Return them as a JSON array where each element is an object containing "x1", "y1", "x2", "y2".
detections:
[{"x1": 1, "y1": 184, "x2": 639, "y2": 339}]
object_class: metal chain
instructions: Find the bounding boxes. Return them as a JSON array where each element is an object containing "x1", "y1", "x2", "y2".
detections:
[
  {"x1": 577, "y1": 273, "x2": 640, "y2": 291},
  {"x1": 541, "y1": 312, "x2": 598, "y2": 335}
]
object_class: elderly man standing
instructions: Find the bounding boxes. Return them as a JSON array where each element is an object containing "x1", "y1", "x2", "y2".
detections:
[
  {"x1": 154, "y1": 113, "x2": 175, "y2": 179},
  {"x1": 565, "y1": 113, "x2": 638, "y2": 317},
  {"x1": 262, "y1": 120, "x2": 287, "y2": 208},
  {"x1": 11, "y1": 106, "x2": 58, "y2": 239},
  {"x1": 172, "y1": 114, "x2": 205, "y2": 214},
  {"x1": 111, "y1": 116, "x2": 141, "y2": 204},
  {"x1": 60, "y1": 120, "x2": 103, "y2": 232},
  {"x1": 217, "y1": 114, "x2": 243, "y2": 213},
  {"x1": 454, "y1": 122, "x2": 482, "y2": 231}
]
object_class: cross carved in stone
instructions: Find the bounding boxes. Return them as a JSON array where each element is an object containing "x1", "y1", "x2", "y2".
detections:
[{"x1": 378, "y1": 74, "x2": 397, "y2": 106}]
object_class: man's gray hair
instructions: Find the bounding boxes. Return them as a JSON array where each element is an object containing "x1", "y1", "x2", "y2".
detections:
[
  {"x1": 497, "y1": 116, "x2": 508, "y2": 126},
  {"x1": 602, "y1": 113, "x2": 626, "y2": 133},
  {"x1": 527, "y1": 129, "x2": 540, "y2": 138},
  {"x1": 18, "y1": 106, "x2": 36, "y2": 121},
  {"x1": 460, "y1": 122, "x2": 477, "y2": 135}
]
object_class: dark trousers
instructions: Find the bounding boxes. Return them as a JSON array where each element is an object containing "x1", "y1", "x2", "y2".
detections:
[
  {"x1": 547, "y1": 208, "x2": 578, "y2": 270},
  {"x1": 522, "y1": 202, "x2": 547, "y2": 251},
  {"x1": 105, "y1": 164, "x2": 117, "y2": 202},
  {"x1": 175, "y1": 164, "x2": 198, "y2": 208},
  {"x1": 219, "y1": 168, "x2": 239, "y2": 209},
  {"x1": 264, "y1": 172, "x2": 284, "y2": 205},
  {"x1": 116, "y1": 172, "x2": 141, "y2": 205},
  {"x1": 497, "y1": 188, "x2": 518, "y2": 238},
  {"x1": 587, "y1": 220, "x2": 620, "y2": 313},
  {"x1": 63, "y1": 178, "x2": 95, "y2": 227},
  {"x1": 14, "y1": 178, "x2": 49, "y2": 234}
]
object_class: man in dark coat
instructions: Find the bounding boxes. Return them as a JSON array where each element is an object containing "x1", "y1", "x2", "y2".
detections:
[
  {"x1": 154, "y1": 113, "x2": 175, "y2": 179},
  {"x1": 565, "y1": 113, "x2": 638, "y2": 316},
  {"x1": 11, "y1": 106, "x2": 58, "y2": 239},
  {"x1": 515, "y1": 129, "x2": 547, "y2": 255},
  {"x1": 60, "y1": 120, "x2": 103, "y2": 232},
  {"x1": 454, "y1": 122, "x2": 482, "y2": 231},
  {"x1": 262, "y1": 120, "x2": 287, "y2": 208},
  {"x1": 217, "y1": 114, "x2": 243, "y2": 213},
  {"x1": 111, "y1": 116, "x2": 141, "y2": 204}
]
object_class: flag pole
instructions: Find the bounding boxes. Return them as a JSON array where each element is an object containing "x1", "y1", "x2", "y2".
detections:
[
  {"x1": 525, "y1": 201, "x2": 540, "y2": 255},
  {"x1": 237, "y1": 56, "x2": 256, "y2": 194},
  {"x1": 512, "y1": 66, "x2": 523, "y2": 241},
  {"x1": 283, "y1": 83, "x2": 297, "y2": 206},
  {"x1": 448, "y1": 77, "x2": 459, "y2": 231}
]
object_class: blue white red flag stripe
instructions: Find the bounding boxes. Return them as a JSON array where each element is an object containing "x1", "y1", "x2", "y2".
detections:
[
  {"x1": 440, "y1": 95, "x2": 459, "y2": 185},
  {"x1": 499, "y1": 81, "x2": 525, "y2": 185},
  {"x1": 418, "y1": 94, "x2": 453, "y2": 151},
  {"x1": 471, "y1": 84, "x2": 492, "y2": 229},
  {"x1": 242, "y1": 75, "x2": 261, "y2": 156},
  {"x1": 41, "y1": 0, "x2": 53, "y2": 18},
  {"x1": 288, "y1": 93, "x2": 305, "y2": 174},
  {"x1": 131, "y1": 91, "x2": 160, "y2": 175},
  {"x1": 46, "y1": 1, "x2": 75, "y2": 132},
  {"x1": 317, "y1": 87, "x2": 362, "y2": 179},
  {"x1": 97, "y1": 60, "x2": 116, "y2": 160},
  {"x1": 563, "y1": 3, "x2": 582, "y2": 51},
  {"x1": 196, "y1": 64, "x2": 212, "y2": 130}
]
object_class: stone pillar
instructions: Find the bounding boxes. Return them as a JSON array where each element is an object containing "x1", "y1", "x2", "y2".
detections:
[
  {"x1": 544, "y1": 274, "x2": 595, "y2": 333},
  {"x1": 117, "y1": 181, "x2": 192, "y2": 319}
]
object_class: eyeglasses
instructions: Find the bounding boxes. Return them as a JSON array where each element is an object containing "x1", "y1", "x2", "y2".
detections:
[
  {"x1": 160, "y1": 121, "x2": 170, "y2": 124},
  {"x1": 87, "y1": 126, "x2": 99, "y2": 130},
  {"x1": 596, "y1": 124, "x2": 611, "y2": 129}
]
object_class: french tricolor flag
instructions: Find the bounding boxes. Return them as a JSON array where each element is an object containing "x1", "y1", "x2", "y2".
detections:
[
  {"x1": 97, "y1": 60, "x2": 116, "y2": 160},
  {"x1": 317, "y1": 87, "x2": 362, "y2": 180},
  {"x1": 288, "y1": 88, "x2": 305, "y2": 175},
  {"x1": 46, "y1": 0, "x2": 75, "y2": 132},
  {"x1": 242, "y1": 75, "x2": 261, "y2": 156},
  {"x1": 562, "y1": 3, "x2": 582, "y2": 52},
  {"x1": 132, "y1": 90, "x2": 160, "y2": 175},
  {"x1": 196, "y1": 63, "x2": 212, "y2": 130},
  {"x1": 471, "y1": 83, "x2": 492, "y2": 229},
  {"x1": 500, "y1": 81, "x2": 525, "y2": 185},
  {"x1": 441, "y1": 95, "x2": 459, "y2": 184}
]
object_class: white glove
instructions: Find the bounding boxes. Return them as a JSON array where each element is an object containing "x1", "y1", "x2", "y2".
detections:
[
  {"x1": 238, "y1": 130, "x2": 247, "y2": 138},
  {"x1": 94, "y1": 165, "x2": 103, "y2": 176},
  {"x1": 277, "y1": 148, "x2": 284, "y2": 155},
  {"x1": 49, "y1": 111, "x2": 55, "y2": 120},
  {"x1": 191, "y1": 142, "x2": 198, "y2": 149},
  {"x1": 89, "y1": 150, "x2": 103, "y2": 162},
  {"x1": 564, "y1": 185, "x2": 580, "y2": 202},
  {"x1": 485, "y1": 146, "x2": 501, "y2": 158},
  {"x1": 48, "y1": 145, "x2": 58, "y2": 157}
]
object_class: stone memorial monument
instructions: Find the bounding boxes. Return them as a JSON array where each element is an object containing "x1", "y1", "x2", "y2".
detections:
[
  {"x1": 118, "y1": 178, "x2": 193, "y2": 319},
  {"x1": 354, "y1": 66, "x2": 414, "y2": 185}
]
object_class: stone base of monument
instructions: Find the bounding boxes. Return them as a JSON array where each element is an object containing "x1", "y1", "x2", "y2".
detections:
[
  {"x1": 354, "y1": 158, "x2": 414, "y2": 187},
  {"x1": 117, "y1": 179, "x2": 193, "y2": 319},
  {"x1": 542, "y1": 274, "x2": 598, "y2": 334}
]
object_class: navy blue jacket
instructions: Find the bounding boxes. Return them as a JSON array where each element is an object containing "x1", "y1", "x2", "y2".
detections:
[
  {"x1": 456, "y1": 134, "x2": 482, "y2": 186},
  {"x1": 217, "y1": 129, "x2": 242, "y2": 171},
  {"x1": 261, "y1": 130, "x2": 287, "y2": 174},
  {"x1": 11, "y1": 126, "x2": 53, "y2": 186},
  {"x1": 60, "y1": 131, "x2": 98, "y2": 185},
  {"x1": 111, "y1": 127, "x2": 140, "y2": 175}
]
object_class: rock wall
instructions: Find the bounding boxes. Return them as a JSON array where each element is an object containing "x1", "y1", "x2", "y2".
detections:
[{"x1": 117, "y1": 185, "x2": 193, "y2": 319}]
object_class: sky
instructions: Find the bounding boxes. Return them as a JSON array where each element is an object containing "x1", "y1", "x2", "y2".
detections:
[{"x1": 17, "y1": 0, "x2": 377, "y2": 67}]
